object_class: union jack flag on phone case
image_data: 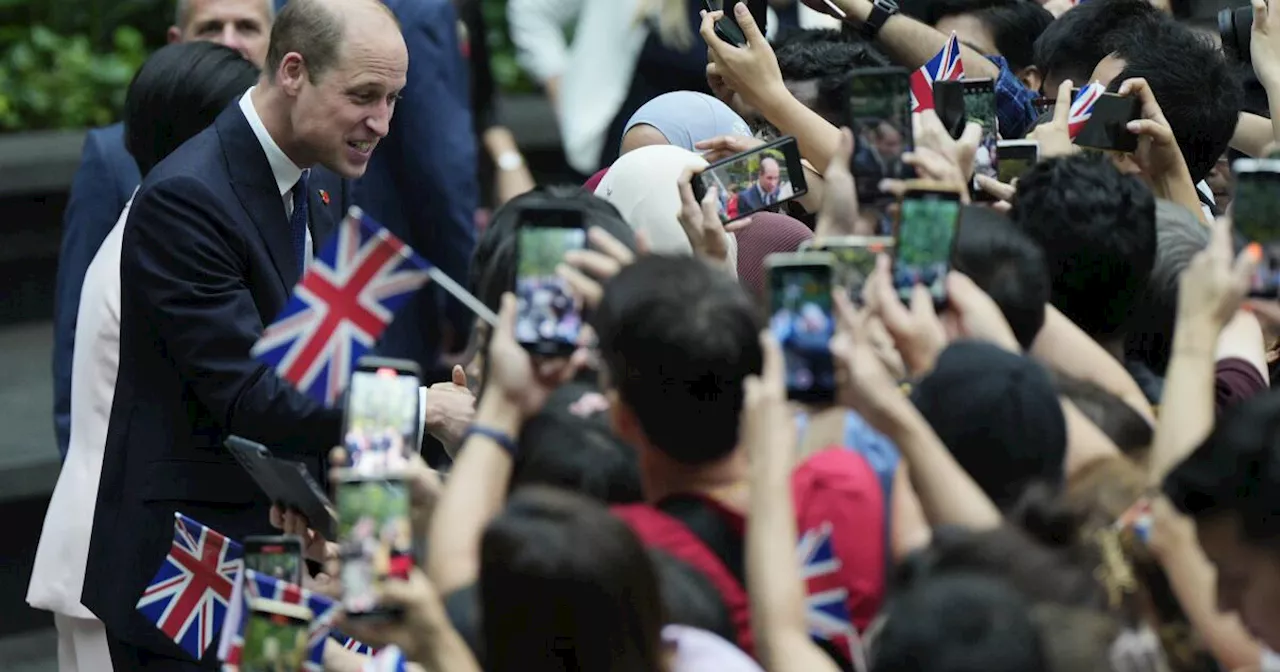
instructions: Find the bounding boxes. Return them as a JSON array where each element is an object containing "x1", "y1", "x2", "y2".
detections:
[
  {"x1": 800, "y1": 522, "x2": 868, "y2": 672},
  {"x1": 218, "y1": 569, "x2": 342, "y2": 672},
  {"x1": 251, "y1": 207, "x2": 431, "y2": 407},
  {"x1": 910, "y1": 32, "x2": 965, "y2": 113},
  {"x1": 1068, "y1": 81, "x2": 1106, "y2": 140},
  {"x1": 361, "y1": 645, "x2": 407, "y2": 672},
  {"x1": 136, "y1": 514, "x2": 244, "y2": 661}
]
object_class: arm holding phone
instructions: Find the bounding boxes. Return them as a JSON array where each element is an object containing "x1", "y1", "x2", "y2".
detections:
[{"x1": 1118, "y1": 77, "x2": 1207, "y2": 224}]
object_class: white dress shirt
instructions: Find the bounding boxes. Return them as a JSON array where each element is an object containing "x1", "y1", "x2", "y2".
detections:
[
  {"x1": 239, "y1": 86, "x2": 312, "y2": 266},
  {"x1": 28, "y1": 192, "x2": 136, "y2": 619}
]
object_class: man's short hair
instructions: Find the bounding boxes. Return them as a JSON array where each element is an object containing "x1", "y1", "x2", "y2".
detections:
[
  {"x1": 1108, "y1": 18, "x2": 1242, "y2": 183},
  {"x1": 175, "y1": 0, "x2": 275, "y2": 30},
  {"x1": 953, "y1": 206, "x2": 1050, "y2": 350},
  {"x1": 125, "y1": 42, "x2": 261, "y2": 177},
  {"x1": 1011, "y1": 154, "x2": 1157, "y2": 340},
  {"x1": 593, "y1": 256, "x2": 764, "y2": 466},
  {"x1": 772, "y1": 29, "x2": 890, "y2": 121},
  {"x1": 906, "y1": 0, "x2": 1053, "y2": 71},
  {"x1": 265, "y1": 0, "x2": 345, "y2": 82},
  {"x1": 1031, "y1": 0, "x2": 1162, "y2": 88}
]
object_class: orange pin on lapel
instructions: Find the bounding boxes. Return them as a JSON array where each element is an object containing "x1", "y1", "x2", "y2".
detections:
[{"x1": 318, "y1": 189, "x2": 330, "y2": 206}]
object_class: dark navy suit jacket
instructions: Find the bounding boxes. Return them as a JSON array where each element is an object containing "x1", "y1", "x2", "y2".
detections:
[
  {"x1": 82, "y1": 104, "x2": 349, "y2": 656},
  {"x1": 275, "y1": 0, "x2": 478, "y2": 378},
  {"x1": 51, "y1": 123, "x2": 140, "y2": 459}
]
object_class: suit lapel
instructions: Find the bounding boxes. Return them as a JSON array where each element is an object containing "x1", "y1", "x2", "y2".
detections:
[
  {"x1": 215, "y1": 105, "x2": 298, "y2": 292},
  {"x1": 307, "y1": 175, "x2": 340, "y2": 253}
]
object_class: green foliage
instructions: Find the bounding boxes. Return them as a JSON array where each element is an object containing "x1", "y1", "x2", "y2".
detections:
[{"x1": 481, "y1": 0, "x2": 535, "y2": 94}]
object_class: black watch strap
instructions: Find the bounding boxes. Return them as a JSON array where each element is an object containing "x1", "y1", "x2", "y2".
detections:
[{"x1": 861, "y1": 0, "x2": 898, "y2": 41}]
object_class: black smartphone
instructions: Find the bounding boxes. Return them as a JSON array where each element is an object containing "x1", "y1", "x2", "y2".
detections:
[
  {"x1": 342, "y1": 356, "x2": 421, "y2": 474},
  {"x1": 704, "y1": 0, "x2": 768, "y2": 47},
  {"x1": 692, "y1": 136, "x2": 808, "y2": 223},
  {"x1": 1233, "y1": 158, "x2": 1280, "y2": 298},
  {"x1": 241, "y1": 598, "x2": 313, "y2": 672},
  {"x1": 932, "y1": 80, "x2": 967, "y2": 140},
  {"x1": 514, "y1": 205, "x2": 587, "y2": 356},
  {"x1": 996, "y1": 140, "x2": 1039, "y2": 184},
  {"x1": 243, "y1": 536, "x2": 305, "y2": 585},
  {"x1": 845, "y1": 67, "x2": 914, "y2": 234},
  {"x1": 801, "y1": 236, "x2": 894, "y2": 305},
  {"x1": 962, "y1": 79, "x2": 999, "y2": 180},
  {"x1": 336, "y1": 475, "x2": 416, "y2": 621},
  {"x1": 1072, "y1": 89, "x2": 1141, "y2": 153},
  {"x1": 894, "y1": 184, "x2": 963, "y2": 308},
  {"x1": 766, "y1": 252, "x2": 838, "y2": 403}
]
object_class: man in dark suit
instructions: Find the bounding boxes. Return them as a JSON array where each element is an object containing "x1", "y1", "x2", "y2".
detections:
[
  {"x1": 51, "y1": 0, "x2": 274, "y2": 459},
  {"x1": 82, "y1": 1, "x2": 406, "y2": 667},
  {"x1": 735, "y1": 156, "x2": 784, "y2": 214}
]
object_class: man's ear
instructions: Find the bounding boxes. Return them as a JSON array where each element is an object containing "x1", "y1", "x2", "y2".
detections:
[
  {"x1": 606, "y1": 390, "x2": 640, "y2": 443},
  {"x1": 1018, "y1": 66, "x2": 1043, "y2": 94},
  {"x1": 1110, "y1": 152, "x2": 1144, "y2": 177},
  {"x1": 166, "y1": 26, "x2": 183, "y2": 45}
]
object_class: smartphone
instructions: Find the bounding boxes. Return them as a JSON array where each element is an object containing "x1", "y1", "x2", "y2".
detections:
[
  {"x1": 514, "y1": 205, "x2": 587, "y2": 355},
  {"x1": 241, "y1": 598, "x2": 313, "y2": 672},
  {"x1": 894, "y1": 183, "x2": 963, "y2": 307},
  {"x1": 1072, "y1": 90, "x2": 1141, "y2": 153},
  {"x1": 801, "y1": 236, "x2": 894, "y2": 304},
  {"x1": 342, "y1": 356, "x2": 421, "y2": 475},
  {"x1": 337, "y1": 475, "x2": 416, "y2": 620},
  {"x1": 962, "y1": 79, "x2": 999, "y2": 180},
  {"x1": 704, "y1": 0, "x2": 768, "y2": 47},
  {"x1": 692, "y1": 136, "x2": 808, "y2": 223},
  {"x1": 845, "y1": 67, "x2": 914, "y2": 234},
  {"x1": 766, "y1": 252, "x2": 838, "y2": 403},
  {"x1": 996, "y1": 140, "x2": 1039, "y2": 184},
  {"x1": 243, "y1": 536, "x2": 304, "y2": 586},
  {"x1": 1232, "y1": 158, "x2": 1280, "y2": 298}
]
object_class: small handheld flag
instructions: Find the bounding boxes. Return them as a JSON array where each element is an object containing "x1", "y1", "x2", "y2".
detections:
[
  {"x1": 799, "y1": 522, "x2": 868, "y2": 672},
  {"x1": 910, "y1": 32, "x2": 965, "y2": 113},
  {"x1": 1068, "y1": 81, "x2": 1106, "y2": 140},
  {"x1": 218, "y1": 569, "x2": 342, "y2": 671},
  {"x1": 335, "y1": 632, "x2": 378, "y2": 656},
  {"x1": 136, "y1": 513, "x2": 244, "y2": 661}
]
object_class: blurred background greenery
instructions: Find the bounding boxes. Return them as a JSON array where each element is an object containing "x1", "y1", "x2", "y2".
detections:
[{"x1": 0, "y1": 0, "x2": 528, "y2": 133}]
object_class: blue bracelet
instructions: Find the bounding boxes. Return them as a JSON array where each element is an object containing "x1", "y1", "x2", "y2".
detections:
[{"x1": 463, "y1": 425, "x2": 518, "y2": 457}]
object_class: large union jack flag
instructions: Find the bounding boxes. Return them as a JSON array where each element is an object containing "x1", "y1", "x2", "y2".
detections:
[
  {"x1": 910, "y1": 32, "x2": 965, "y2": 113},
  {"x1": 136, "y1": 513, "x2": 244, "y2": 661},
  {"x1": 799, "y1": 522, "x2": 868, "y2": 672},
  {"x1": 1067, "y1": 81, "x2": 1106, "y2": 140},
  {"x1": 219, "y1": 569, "x2": 343, "y2": 672},
  {"x1": 251, "y1": 207, "x2": 431, "y2": 407}
]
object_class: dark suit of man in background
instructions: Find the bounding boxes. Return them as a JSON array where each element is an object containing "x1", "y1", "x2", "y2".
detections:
[
  {"x1": 82, "y1": 1, "x2": 407, "y2": 667},
  {"x1": 735, "y1": 156, "x2": 783, "y2": 214},
  {"x1": 51, "y1": 0, "x2": 275, "y2": 459}
]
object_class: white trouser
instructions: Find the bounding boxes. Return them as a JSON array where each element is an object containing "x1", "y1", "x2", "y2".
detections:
[{"x1": 54, "y1": 613, "x2": 113, "y2": 672}]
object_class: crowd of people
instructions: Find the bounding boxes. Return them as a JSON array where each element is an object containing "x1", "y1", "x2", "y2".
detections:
[{"x1": 25, "y1": 0, "x2": 1280, "y2": 670}]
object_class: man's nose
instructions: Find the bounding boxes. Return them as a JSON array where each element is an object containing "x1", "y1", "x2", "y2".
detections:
[
  {"x1": 365, "y1": 104, "x2": 393, "y2": 138},
  {"x1": 217, "y1": 26, "x2": 250, "y2": 59}
]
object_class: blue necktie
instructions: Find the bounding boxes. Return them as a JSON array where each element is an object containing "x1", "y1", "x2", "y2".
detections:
[{"x1": 290, "y1": 170, "x2": 310, "y2": 276}]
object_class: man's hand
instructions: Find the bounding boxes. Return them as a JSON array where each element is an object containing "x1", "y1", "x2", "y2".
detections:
[
  {"x1": 1179, "y1": 217, "x2": 1258, "y2": 332},
  {"x1": 1252, "y1": 0, "x2": 1280, "y2": 88},
  {"x1": 485, "y1": 293, "x2": 587, "y2": 419},
  {"x1": 1027, "y1": 79, "x2": 1079, "y2": 159},
  {"x1": 269, "y1": 505, "x2": 333, "y2": 563},
  {"x1": 863, "y1": 254, "x2": 947, "y2": 375},
  {"x1": 424, "y1": 366, "x2": 475, "y2": 449},
  {"x1": 814, "y1": 128, "x2": 870, "y2": 238},
  {"x1": 1117, "y1": 77, "x2": 1190, "y2": 183},
  {"x1": 699, "y1": 4, "x2": 787, "y2": 111},
  {"x1": 558, "y1": 226, "x2": 647, "y2": 310}
]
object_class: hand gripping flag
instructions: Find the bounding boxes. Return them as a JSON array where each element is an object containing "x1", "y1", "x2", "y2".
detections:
[
  {"x1": 136, "y1": 513, "x2": 245, "y2": 661},
  {"x1": 251, "y1": 207, "x2": 430, "y2": 407},
  {"x1": 361, "y1": 645, "x2": 407, "y2": 672},
  {"x1": 799, "y1": 522, "x2": 869, "y2": 672},
  {"x1": 218, "y1": 569, "x2": 343, "y2": 672},
  {"x1": 910, "y1": 32, "x2": 965, "y2": 113},
  {"x1": 1068, "y1": 81, "x2": 1106, "y2": 140}
]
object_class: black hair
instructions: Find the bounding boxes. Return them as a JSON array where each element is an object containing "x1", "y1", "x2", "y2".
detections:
[
  {"x1": 124, "y1": 42, "x2": 260, "y2": 177},
  {"x1": 481, "y1": 486, "x2": 666, "y2": 672},
  {"x1": 906, "y1": 0, "x2": 1053, "y2": 72},
  {"x1": 1031, "y1": 0, "x2": 1163, "y2": 89},
  {"x1": 648, "y1": 549, "x2": 736, "y2": 642},
  {"x1": 593, "y1": 256, "x2": 764, "y2": 466},
  {"x1": 1108, "y1": 18, "x2": 1243, "y2": 183},
  {"x1": 1124, "y1": 200, "x2": 1211, "y2": 377},
  {"x1": 871, "y1": 572, "x2": 1049, "y2": 672},
  {"x1": 1163, "y1": 390, "x2": 1280, "y2": 546},
  {"x1": 1011, "y1": 154, "x2": 1157, "y2": 340},
  {"x1": 774, "y1": 29, "x2": 891, "y2": 118},
  {"x1": 953, "y1": 206, "x2": 1051, "y2": 350}
]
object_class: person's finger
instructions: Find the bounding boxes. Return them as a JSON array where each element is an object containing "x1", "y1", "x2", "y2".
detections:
[
  {"x1": 329, "y1": 446, "x2": 348, "y2": 469},
  {"x1": 826, "y1": 128, "x2": 855, "y2": 177},
  {"x1": 635, "y1": 229, "x2": 652, "y2": 256},
  {"x1": 724, "y1": 216, "x2": 753, "y2": 233},
  {"x1": 497, "y1": 293, "x2": 518, "y2": 339},
  {"x1": 587, "y1": 226, "x2": 637, "y2": 265},
  {"x1": 974, "y1": 174, "x2": 1016, "y2": 201},
  {"x1": 832, "y1": 288, "x2": 859, "y2": 335},
  {"x1": 562, "y1": 248, "x2": 622, "y2": 279},
  {"x1": 992, "y1": 199, "x2": 1012, "y2": 213},
  {"x1": 1210, "y1": 216, "x2": 1234, "y2": 261},
  {"x1": 451, "y1": 365, "x2": 467, "y2": 388},
  {"x1": 270, "y1": 504, "x2": 285, "y2": 529},
  {"x1": 872, "y1": 256, "x2": 914, "y2": 332},
  {"x1": 958, "y1": 120, "x2": 983, "y2": 149},
  {"x1": 733, "y1": 1, "x2": 767, "y2": 47},
  {"x1": 555, "y1": 263, "x2": 604, "y2": 308},
  {"x1": 878, "y1": 178, "x2": 907, "y2": 199},
  {"x1": 699, "y1": 9, "x2": 730, "y2": 55},
  {"x1": 678, "y1": 166, "x2": 699, "y2": 208},
  {"x1": 1124, "y1": 119, "x2": 1172, "y2": 143},
  {"x1": 700, "y1": 185, "x2": 722, "y2": 229},
  {"x1": 758, "y1": 330, "x2": 786, "y2": 390},
  {"x1": 909, "y1": 283, "x2": 939, "y2": 324},
  {"x1": 1237, "y1": 242, "x2": 1263, "y2": 293},
  {"x1": 1053, "y1": 79, "x2": 1074, "y2": 128},
  {"x1": 1253, "y1": 0, "x2": 1268, "y2": 34}
]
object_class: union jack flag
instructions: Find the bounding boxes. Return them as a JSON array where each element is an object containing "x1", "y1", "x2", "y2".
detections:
[
  {"x1": 136, "y1": 513, "x2": 244, "y2": 661},
  {"x1": 218, "y1": 569, "x2": 341, "y2": 672},
  {"x1": 334, "y1": 631, "x2": 378, "y2": 656},
  {"x1": 910, "y1": 32, "x2": 965, "y2": 113},
  {"x1": 798, "y1": 522, "x2": 868, "y2": 672},
  {"x1": 251, "y1": 207, "x2": 431, "y2": 406},
  {"x1": 1068, "y1": 81, "x2": 1106, "y2": 140},
  {"x1": 361, "y1": 645, "x2": 407, "y2": 672}
]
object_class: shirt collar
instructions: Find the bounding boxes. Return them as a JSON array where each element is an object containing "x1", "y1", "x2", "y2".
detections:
[{"x1": 239, "y1": 86, "x2": 305, "y2": 198}]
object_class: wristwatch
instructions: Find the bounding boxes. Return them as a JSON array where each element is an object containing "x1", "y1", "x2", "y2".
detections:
[{"x1": 861, "y1": 0, "x2": 899, "y2": 41}]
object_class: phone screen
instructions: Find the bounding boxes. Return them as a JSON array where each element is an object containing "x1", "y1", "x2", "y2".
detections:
[
  {"x1": 696, "y1": 138, "x2": 807, "y2": 223},
  {"x1": 768, "y1": 264, "x2": 836, "y2": 402},
  {"x1": 894, "y1": 192, "x2": 961, "y2": 305},
  {"x1": 516, "y1": 223, "x2": 586, "y2": 353},
  {"x1": 243, "y1": 537, "x2": 304, "y2": 585},
  {"x1": 847, "y1": 69, "x2": 913, "y2": 234},
  {"x1": 241, "y1": 601, "x2": 312, "y2": 672},
  {"x1": 1234, "y1": 169, "x2": 1280, "y2": 298},
  {"x1": 997, "y1": 143, "x2": 1038, "y2": 184},
  {"x1": 337, "y1": 477, "x2": 414, "y2": 618},
  {"x1": 343, "y1": 366, "x2": 420, "y2": 474},
  {"x1": 963, "y1": 80, "x2": 998, "y2": 179},
  {"x1": 810, "y1": 239, "x2": 891, "y2": 304},
  {"x1": 1073, "y1": 91, "x2": 1140, "y2": 153}
]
